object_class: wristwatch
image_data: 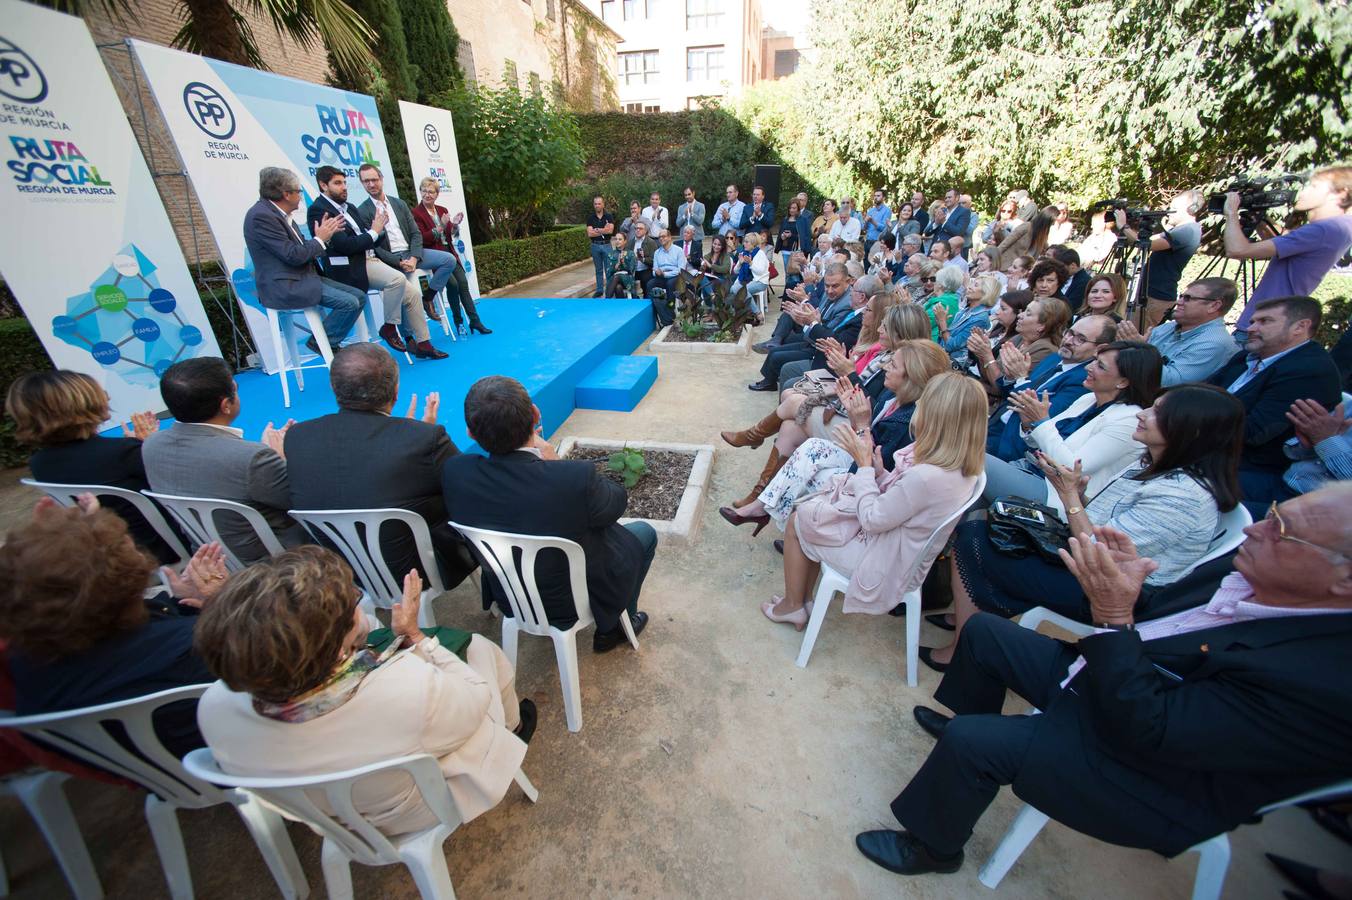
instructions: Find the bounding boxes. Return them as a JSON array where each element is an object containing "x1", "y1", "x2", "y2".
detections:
[{"x1": 1065, "y1": 505, "x2": 1082, "y2": 515}]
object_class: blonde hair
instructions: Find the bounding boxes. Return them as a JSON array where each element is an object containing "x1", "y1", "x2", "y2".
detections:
[
  {"x1": 882, "y1": 304, "x2": 932, "y2": 345},
  {"x1": 7, "y1": 370, "x2": 109, "y2": 445},
  {"x1": 969, "y1": 274, "x2": 1001, "y2": 307},
  {"x1": 889, "y1": 339, "x2": 951, "y2": 405},
  {"x1": 913, "y1": 257, "x2": 940, "y2": 278},
  {"x1": 743, "y1": 231, "x2": 762, "y2": 249},
  {"x1": 910, "y1": 372, "x2": 987, "y2": 476},
  {"x1": 418, "y1": 176, "x2": 441, "y2": 194}
]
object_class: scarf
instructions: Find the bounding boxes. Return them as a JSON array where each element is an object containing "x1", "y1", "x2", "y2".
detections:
[{"x1": 253, "y1": 636, "x2": 407, "y2": 724}]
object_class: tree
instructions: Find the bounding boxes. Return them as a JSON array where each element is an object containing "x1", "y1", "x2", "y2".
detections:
[
  {"x1": 399, "y1": 0, "x2": 464, "y2": 102},
  {"x1": 436, "y1": 82, "x2": 585, "y2": 240}
]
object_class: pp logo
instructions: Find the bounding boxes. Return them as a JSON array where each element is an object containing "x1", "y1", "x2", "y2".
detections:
[
  {"x1": 182, "y1": 81, "x2": 235, "y2": 140},
  {"x1": 423, "y1": 124, "x2": 440, "y2": 153},
  {"x1": 0, "y1": 36, "x2": 48, "y2": 105}
]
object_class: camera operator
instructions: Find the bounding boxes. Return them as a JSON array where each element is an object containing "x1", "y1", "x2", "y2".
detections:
[
  {"x1": 1224, "y1": 165, "x2": 1352, "y2": 339},
  {"x1": 1114, "y1": 189, "x2": 1204, "y2": 331}
]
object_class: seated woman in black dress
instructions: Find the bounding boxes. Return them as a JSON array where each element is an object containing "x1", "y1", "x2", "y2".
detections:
[
  {"x1": 0, "y1": 498, "x2": 228, "y2": 757},
  {"x1": 8, "y1": 370, "x2": 178, "y2": 563}
]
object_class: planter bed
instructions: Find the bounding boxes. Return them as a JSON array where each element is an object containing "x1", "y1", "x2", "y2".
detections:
[{"x1": 649, "y1": 324, "x2": 751, "y2": 355}]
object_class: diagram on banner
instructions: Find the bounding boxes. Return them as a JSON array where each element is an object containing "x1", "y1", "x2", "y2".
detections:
[{"x1": 51, "y1": 243, "x2": 208, "y2": 383}]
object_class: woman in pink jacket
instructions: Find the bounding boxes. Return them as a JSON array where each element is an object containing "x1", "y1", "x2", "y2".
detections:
[{"x1": 765, "y1": 373, "x2": 987, "y2": 626}]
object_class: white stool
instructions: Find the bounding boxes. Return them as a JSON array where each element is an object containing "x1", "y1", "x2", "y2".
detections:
[
  {"x1": 413, "y1": 268, "x2": 457, "y2": 341},
  {"x1": 265, "y1": 306, "x2": 332, "y2": 409},
  {"x1": 356, "y1": 290, "x2": 415, "y2": 363}
]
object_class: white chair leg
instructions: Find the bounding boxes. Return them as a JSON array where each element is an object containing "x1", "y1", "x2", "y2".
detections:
[
  {"x1": 267, "y1": 307, "x2": 291, "y2": 409},
  {"x1": 978, "y1": 804, "x2": 1051, "y2": 888},
  {"x1": 232, "y1": 792, "x2": 309, "y2": 899},
  {"x1": 398, "y1": 833, "x2": 457, "y2": 900},
  {"x1": 304, "y1": 308, "x2": 334, "y2": 363},
  {"x1": 417, "y1": 588, "x2": 439, "y2": 630},
  {"x1": 143, "y1": 795, "x2": 193, "y2": 900},
  {"x1": 281, "y1": 314, "x2": 305, "y2": 392},
  {"x1": 795, "y1": 576, "x2": 836, "y2": 668},
  {"x1": 320, "y1": 840, "x2": 355, "y2": 900},
  {"x1": 552, "y1": 632, "x2": 583, "y2": 733},
  {"x1": 513, "y1": 768, "x2": 539, "y2": 803},
  {"x1": 11, "y1": 771, "x2": 103, "y2": 900},
  {"x1": 1189, "y1": 835, "x2": 1231, "y2": 900},
  {"x1": 619, "y1": 610, "x2": 640, "y2": 650},
  {"x1": 904, "y1": 589, "x2": 921, "y2": 687},
  {"x1": 436, "y1": 287, "x2": 453, "y2": 338},
  {"x1": 501, "y1": 617, "x2": 519, "y2": 668}
]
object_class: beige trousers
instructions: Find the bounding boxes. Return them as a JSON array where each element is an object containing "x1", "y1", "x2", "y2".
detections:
[
  {"x1": 366, "y1": 258, "x2": 430, "y2": 342},
  {"x1": 464, "y1": 634, "x2": 521, "y2": 731}
]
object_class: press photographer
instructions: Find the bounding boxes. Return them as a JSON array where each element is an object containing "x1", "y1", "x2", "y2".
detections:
[
  {"x1": 1223, "y1": 165, "x2": 1352, "y2": 336},
  {"x1": 1113, "y1": 189, "x2": 1204, "y2": 330}
]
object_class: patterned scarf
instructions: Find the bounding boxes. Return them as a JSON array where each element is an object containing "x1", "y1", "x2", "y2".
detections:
[{"x1": 253, "y1": 636, "x2": 407, "y2": 724}]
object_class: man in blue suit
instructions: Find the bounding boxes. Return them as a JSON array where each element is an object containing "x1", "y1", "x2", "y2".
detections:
[
  {"x1": 986, "y1": 315, "x2": 1118, "y2": 460},
  {"x1": 935, "y1": 188, "x2": 973, "y2": 256},
  {"x1": 740, "y1": 185, "x2": 776, "y2": 237},
  {"x1": 241, "y1": 166, "x2": 362, "y2": 354}
]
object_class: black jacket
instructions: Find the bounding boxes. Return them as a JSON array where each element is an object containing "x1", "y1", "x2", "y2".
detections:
[
  {"x1": 441, "y1": 450, "x2": 643, "y2": 632},
  {"x1": 305, "y1": 197, "x2": 378, "y2": 292},
  {"x1": 284, "y1": 409, "x2": 473, "y2": 587},
  {"x1": 1207, "y1": 342, "x2": 1342, "y2": 472}
]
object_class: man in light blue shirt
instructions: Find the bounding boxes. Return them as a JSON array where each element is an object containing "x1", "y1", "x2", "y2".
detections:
[
  {"x1": 1282, "y1": 398, "x2": 1352, "y2": 496},
  {"x1": 1122, "y1": 277, "x2": 1240, "y2": 385},
  {"x1": 711, "y1": 184, "x2": 747, "y2": 238},
  {"x1": 650, "y1": 228, "x2": 686, "y2": 327},
  {"x1": 865, "y1": 189, "x2": 892, "y2": 255}
]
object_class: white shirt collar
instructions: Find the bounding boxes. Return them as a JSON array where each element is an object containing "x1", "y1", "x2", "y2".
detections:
[{"x1": 194, "y1": 422, "x2": 244, "y2": 438}]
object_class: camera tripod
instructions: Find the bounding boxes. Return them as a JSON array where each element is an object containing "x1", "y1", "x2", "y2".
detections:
[
  {"x1": 1101, "y1": 230, "x2": 1156, "y2": 327},
  {"x1": 1195, "y1": 212, "x2": 1282, "y2": 317}
]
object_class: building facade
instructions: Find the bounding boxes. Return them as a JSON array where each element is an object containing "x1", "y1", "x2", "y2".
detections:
[{"x1": 581, "y1": 0, "x2": 764, "y2": 112}]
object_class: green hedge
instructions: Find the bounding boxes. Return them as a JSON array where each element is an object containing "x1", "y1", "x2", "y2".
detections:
[{"x1": 473, "y1": 225, "x2": 590, "y2": 293}]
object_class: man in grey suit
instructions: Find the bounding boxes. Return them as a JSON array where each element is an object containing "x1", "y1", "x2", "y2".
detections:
[
  {"x1": 354, "y1": 164, "x2": 446, "y2": 360},
  {"x1": 283, "y1": 344, "x2": 477, "y2": 586},
  {"x1": 241, "y1": 166, "x2": 363, "y2": 353},
  {"x1": 674, "y1": 186, "x2": 706, "y2": 242},
  {"x1": 142, "y1": 357, "x2": 308, "y2": 564}
]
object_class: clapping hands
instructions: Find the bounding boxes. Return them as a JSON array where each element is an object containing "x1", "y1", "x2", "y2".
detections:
[
  {"x1": 165, "y1": 542, "x2": 229, "y2": 609},
  {"x1": 1008, "y1": 388, "x2": 1052, "y2": 426},
  {"x1": 998, "y1": 342, "x2": 1032, "y2": 381},
  {"x1": 121, "y1": 411, "x2": 160, "y2": 441},
  {"x1": 261, "y1": 419, "x2": 295, "y2": 458},
  {"x1": 391, "y1": 570, "x2": 426, "y2": 642},
  {"x1": 832, "y1": 421, "x2": 875, "y2": 468},
  {"x1": 405, "y1": 391, "x2": 440, "y2": 424},
  {"x1": 1035, "y1": 451, "x2": 1087, "y2": 498},
  {"x1": 1058, "y1": 526, "x2": 1157, "y2": 627},
  {"x1": 1287, "y1": 399, "x2": 1348, "y2": 448}
]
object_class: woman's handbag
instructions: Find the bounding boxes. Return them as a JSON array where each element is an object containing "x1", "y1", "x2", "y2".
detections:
[{"x1": 986, "y1": 496, "x2": 1071, "y2": 564}]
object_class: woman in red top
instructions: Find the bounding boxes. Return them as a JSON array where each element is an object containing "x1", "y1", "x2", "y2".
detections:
[{"x1": 412, "y1": 177, "x2": 491, "y2": 334}]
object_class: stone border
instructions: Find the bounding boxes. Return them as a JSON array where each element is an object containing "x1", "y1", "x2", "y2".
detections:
[
  {"x1": 649, "y1": 324, "x2": 751, "y2": 355},
  {"x1": 556, "y1": 437, "x2": 715, "y2": 545}
]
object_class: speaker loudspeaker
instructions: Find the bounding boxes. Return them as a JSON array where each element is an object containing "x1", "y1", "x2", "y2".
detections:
[{"x1": 753, "y1": 164, "x2": 782, "y2": 210}]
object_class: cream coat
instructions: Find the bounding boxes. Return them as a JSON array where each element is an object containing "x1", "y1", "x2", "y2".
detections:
[{"x1": 1024, "y1": 395, "x2": 1145, "y2": 513}]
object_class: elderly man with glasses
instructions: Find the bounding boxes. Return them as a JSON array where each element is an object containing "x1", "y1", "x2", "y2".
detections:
[
  {"x1": 856, "y1": 482, "x2": 1352, "y2": 880},
  {"x1": 1115, "y1": 277, "x2": 1241, "y2": 385}
]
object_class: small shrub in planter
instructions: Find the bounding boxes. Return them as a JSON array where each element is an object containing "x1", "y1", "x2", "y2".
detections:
[{"x1": 607, "y1": 446, "x2": 647, "y2": 489}]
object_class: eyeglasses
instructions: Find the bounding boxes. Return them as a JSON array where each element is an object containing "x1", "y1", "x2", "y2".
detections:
[
  {"x1": 1176, "y1": 292, "x2": 1215, "y2": 304},
  {"x1": 1063, "y1": 330, "x2": 1096, "y2": 345},
  {"x1": 1264, "y1": 501, "x2": 1349, "y2": 561}
]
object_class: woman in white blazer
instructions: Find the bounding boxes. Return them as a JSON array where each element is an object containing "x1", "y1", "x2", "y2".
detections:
[
  {"x1": 982, "y1": 340, "x2": 1163, "y2": 511},
  {"x1": 736, "y1": 231, "x2": 773, "y2": 318},
  {"x1": 194, "y1": 547, "x2": 535, "y2": 835}
]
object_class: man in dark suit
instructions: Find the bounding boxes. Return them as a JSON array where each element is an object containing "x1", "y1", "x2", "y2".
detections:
[
  {"x1": 749, "y1": 263, "x2": 858, "y2": 391},
  {"x1": 934, "y1": 188, "x2": 972, "y2": 248},
  {"x1": 1048, "y1": 245, "x2": 1090, "y2": 311},
  {"x1": 242, "y1": 166, "x2": 361, "y2": 354},
  {"x1": 306, "y1": 164, "x2": 383, "y2": 308},
  {"x1": 631, "y1": 220, "x2": 658, "y2": 298},
  {"x1": 442, "y1": 376, "x2": 655, "y2": 653},
  {"x1": 739, "y1": 185, "x2": 776, "y2": 236},
  {"x1": 283, "y1": 344, "x2": 475, "y2": 587},
  {"x1": 856, "y1": 483, "x2": 1352, "y2": 878},
  {"x1": 1207, "y1": 295, "x2": 1342, "y2": 504}
]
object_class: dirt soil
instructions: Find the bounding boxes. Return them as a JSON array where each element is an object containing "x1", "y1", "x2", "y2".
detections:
[
  {"x1": 662, "y1": 321, "x2": 739, "y2": 343},
  {"x1": 566, "y1": 447, "x2": 694, "y2": 520}
]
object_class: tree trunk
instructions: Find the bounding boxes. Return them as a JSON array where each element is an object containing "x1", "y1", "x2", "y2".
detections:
[{"x1": 178, "y1": 0, "x2": 252, "y2": 66}]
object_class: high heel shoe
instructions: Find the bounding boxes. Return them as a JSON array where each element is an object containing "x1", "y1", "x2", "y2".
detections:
[
  {"x1": 719, "y1": 506, "x2": 770, "y2": 536},
  {"x1": 762, "y1": 597, "x2": 808, "y2": 631}
]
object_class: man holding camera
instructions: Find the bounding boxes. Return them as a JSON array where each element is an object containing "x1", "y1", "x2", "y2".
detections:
[
  {"x1": 1224, "y1": 165, "x2": 1352, "y2": 339},
  {"x1": 1115, "y1": 190, "x2": 1204, "y2": 331}
]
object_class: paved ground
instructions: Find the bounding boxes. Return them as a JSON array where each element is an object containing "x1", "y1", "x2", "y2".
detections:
[{"x1": 0, "y1": 273, "x2": 1345, "y2": 899}]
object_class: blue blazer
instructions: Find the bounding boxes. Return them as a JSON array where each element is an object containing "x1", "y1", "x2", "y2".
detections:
[
  {"x1": 986, "y1": 358, "x2": 1091, "y2": 459},
  {"x1": 242, "y1": 199, "x2": 327, "y2": 310},
  {"x1": 937, "y1": 206, "x2": 972, "y2": 242},
  {"x1": 740, "y1": 201, "x2": 776, "y2": 234}
]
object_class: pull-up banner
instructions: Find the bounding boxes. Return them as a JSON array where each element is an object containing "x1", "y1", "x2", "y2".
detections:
[
  {"x1": 0, "y1": 1, "x2": 220, "y2": 426},
  {"x1": 128, "y1": 40, "x2": 398, "y2": 373},
  {"x1": 398, "y1": 100, "x2": 480, "y2": 297}
]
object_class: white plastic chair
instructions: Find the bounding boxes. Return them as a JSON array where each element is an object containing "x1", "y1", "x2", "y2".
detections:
[
  {"x1": 0, "y1": 769, "x2": 103, "y2": 899},
  {"x1": 182, "y1": 748, "x2": 536, "y2": 900},
  {"x1": 142, "y1": 491, "x2": 286, "y2": 571},
  {"x1": 357, "y1": 290, "x2": 417, "y2": 363},
  {"x1": 449, "y1": 522, "x2": 639, "y2": 733},
  {"x1": 979, "y1": 778, "x2": 1352, "y2": 899},
  {"x1": 413, "y1": 268, "x2": 457, "y2": 341},
  {"x1": 1017, "y1": 504, "x2": 1255, "y2": 641},
  {"x1": 289, "y1": 508, "x2": 444, "y2": 629},
  {"x1": 20, "y1": 479, "x2": 190, "y2": 567},
  {"x1": 795, "y1": 473, "x2": 986, "y2": 686},
  {"x1": 265, "y1": 306, "x2": 333, "y2": 409},
  {"x1": 2, "y1": 686, "x2": 308, "y2": 900}
]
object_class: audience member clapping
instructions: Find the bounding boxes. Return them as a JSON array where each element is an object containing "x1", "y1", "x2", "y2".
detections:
[
  {"x1": 934, "y1": 272, "x2": 996, "y2": 359},
  {"x1": 967, "y1": 293, "x2": 1068, "y2": 392},
  {"x1": 1115, "y1": 277, "x2": 1239, "y2": 385},
  {"x1": 193, "y1": 546, "x2": 533, "y2": 835},
  {"x1": 892, "y1": 202, "x2": 922, "y2": 240},
  {"x1": 1076, "y1": 273, "x2": 1128, "y2": 322},
  {"x1": 1027, "y1": 257, "x2": 1070, "y2": 301},
  {"x1": 1282, "y1": 398, "x2": 1352, "y2": 496},
  {"x1": 763, "y1": 373, "x2": 986, "y2": 626}
]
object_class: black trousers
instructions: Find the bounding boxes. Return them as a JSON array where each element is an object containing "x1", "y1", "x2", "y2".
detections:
[
  {"x1": 760, "y1": 344, "x2": 813, "y2": 383},
  {"x1": 767, "y1": 311, "x2": 801, "y2": 345}
]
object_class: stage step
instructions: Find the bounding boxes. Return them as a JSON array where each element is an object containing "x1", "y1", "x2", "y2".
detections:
[{"x1": 574, "y1": 354, "x2": 658, "y2": 412}]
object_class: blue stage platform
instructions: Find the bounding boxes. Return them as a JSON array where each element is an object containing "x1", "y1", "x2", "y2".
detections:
[{"x1": 118, "y1": 298, "x2": 654, "y2": 452}]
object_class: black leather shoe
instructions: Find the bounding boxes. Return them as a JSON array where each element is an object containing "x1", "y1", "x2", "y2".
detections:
[
  {"x1": 748, "y1": 379, "x2": 777, "y2": 392},
  {"x1": 925, "y1": 613, "x2": 956, "y2": 631},
  {"x1": 913, "y1": 706, "x2": 952, "y2": 741},
  {"x1": 593, "y1": 611, "x2": 648, "y2": 653},
  {"x1": 855, "y1": 829, "x2": 963, "y2": 876},
  {"x1": 1267, "y1": 854, "x2": 1339, "y2": 900},
  {"x1": 773, "y1": 539, "x2": 784, "y2": 555},
  {"x1": 919, "y1": 647, "x2": 949, "y2": 674},
  {"x1": 412, "y1": 340, "x2": 449, "y2": 360},
  {"x1": 513, "y1": 698, "x2": 537, "y2": 745},
  {"x1": 470, "y1": 321, "x2": 492, "y2": 335},
  {"x1": 304, "y1": 336, "x2": 321, "y2": 355}
]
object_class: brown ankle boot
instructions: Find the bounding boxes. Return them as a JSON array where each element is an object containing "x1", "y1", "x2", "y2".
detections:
[
  {"x1": 720, "y1": 411, "x2": 784, "y2": 449},
  {"x1": 732, "y1": 447, "x2": 786, "y2": 509}
]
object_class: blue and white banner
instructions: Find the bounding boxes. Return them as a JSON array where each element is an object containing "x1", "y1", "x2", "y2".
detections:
[
  {"x1": 129, "y1": 39, "x2": 399, "y2": 373},
  {"x1": 0, "y1": 1, "x2": 220, "y2": 426},
  {"x1": 398, "y1": 100, "x2": 480, "y2": 297}
]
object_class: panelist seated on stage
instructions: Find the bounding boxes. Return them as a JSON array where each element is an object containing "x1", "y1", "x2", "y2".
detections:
[
  {"x1": 283, "y1": 344, "x2": 476, "y2": 588},
  {"x1": 442, "y1": 376, "x2": 656, "y2": 655},
  {"x1": 142, "y1": 357, "x2": 308, "y2": 565},
  {"x1": 855, "y1": 482, "x2": 1352, "y2": 880},
  {"x1": 242, "y1": 166, "x2": 362, "y2": 355},
  {"x1": 410, "y1": 176, "x2": 490, "y2": 334}
]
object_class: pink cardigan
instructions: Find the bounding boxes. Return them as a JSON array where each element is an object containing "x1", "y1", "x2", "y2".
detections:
[{"x1": 796, "y1": 447, "x2": 976, "y2": 613}]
